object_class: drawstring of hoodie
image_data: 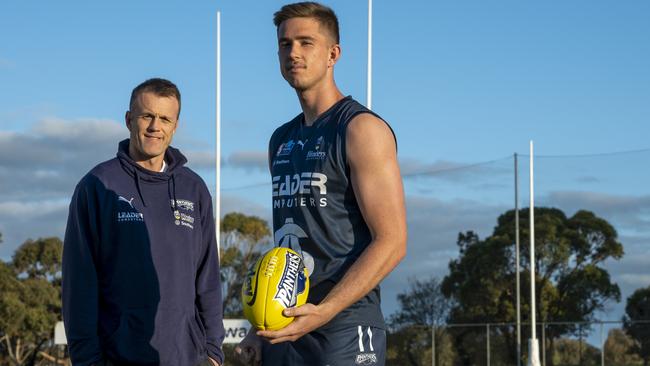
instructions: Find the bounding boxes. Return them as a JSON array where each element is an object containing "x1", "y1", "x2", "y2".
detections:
[
  {"x1": 133, "y1": 167, "x2": 177, "y2": 219},
  {"x1": 169, "y1": 173, "x2": 179, "y2": 219},
  {"x1": 116, "y1": 139, "x2": 189, "y2": 216},
  {"x1": 134, "y1": 170, "x2": 147, "y2": 207}
]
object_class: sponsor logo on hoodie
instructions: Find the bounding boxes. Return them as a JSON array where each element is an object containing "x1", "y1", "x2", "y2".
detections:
[
  {"x1": 171, "y1": 199, "x2": 196, "y2": 229},
  {"x1": 117, "y1": 196, "x2": 144, "y2": 222},
  {"x1": 172, "y1": 199, "x2": 194, "y2": 212},
  {"x1": 174, "y1": 210, "x2": 195, "y2": 229},
  {"x1": 355, "y1": 353, "x2": 377, "y2": 365},
  {"x1": 118, "y1": 196, "x2": 135, "y2": 208}
]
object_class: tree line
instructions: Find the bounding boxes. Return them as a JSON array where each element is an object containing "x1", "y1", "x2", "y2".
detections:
[
  {"x1": 1, "y1": 208, "x2": 650, "y2": 365},
  {"x1": 385, "y1": 208, "x2": 650, "y2": 365}
]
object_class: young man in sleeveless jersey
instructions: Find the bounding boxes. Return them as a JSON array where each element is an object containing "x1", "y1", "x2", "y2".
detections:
[{"x1": 236, "y1": 2, "x2": 407, "y2": 365}]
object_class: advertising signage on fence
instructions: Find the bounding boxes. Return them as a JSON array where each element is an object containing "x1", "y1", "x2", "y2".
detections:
[
  {"x1": 55, "y1": 321, "x2": 67, "y2": 345},
  {"x1": 54, "y1": 319, "x2": 250, "y2": 345},
  {"x1": 223, "y1": 318, "x2": 251, "y2": 344}
]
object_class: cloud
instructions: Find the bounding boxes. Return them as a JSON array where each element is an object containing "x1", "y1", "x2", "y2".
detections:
[
  {"x1": 533, "y1": 190, "x2": 650, "y2": 321},
  {"x1": 619, "y1": 274, "x2": 650, "y2": 289},
  {"x1": 219, "y1": 194, "x2": 271, "y2": 223},
  {"x1": 0, "y1": 201, "x2": 69, "y2": 261},
  {"x1": 211, "y1": 190, "x2": 507, "y2": 316},
  {"x1": 400, "y1": 156, "x2": 512, "y2": 181},
  {"x1": 37, "y1": 118, "x2": 124, "y2": 142},
  {"x1": 400, "y1": 159, "x2": 465, "y2": 176},
  {"x1": 0, "y1": 117, "x2": 219, "y2": 260},
  {"x1": 226, "y1": 151, "x2": 268, "y2": 172},
  {"x1": 597, "y1": 251, "x2": 650, "y2": 322},
  {"x1": 1, "y1": 118, "x2": 649, "y2": 324},
  {"x1": 381, "y1": 191, "x2": 650, "y2": 319},
  {"x1": 215, "y1": 191, "x2": 496, "y2": 317},
  {"x1": 0, "y1": 199, "x2": 69, "y2": 218},
  {"x1": 399, "y1": 157, "x2": 514, "y2": 200},
  {"x1": 607, "y1": 251, "x2": 650, "y2": 287},
  {"x1": 0, "y1": 118, "x2": 126, "y2": 201},
  {"x1": 185, "y1": 150, "x2": 271, "y2": 173},
  {"x1": 381, "y1": 195, "x2": 511, "y2": 316},
  {"x1": 393, "y1": 195, "x2": 510, "y2": 282},
  {"x1": 542, "y1": 190, "x2": 650, "y2": 233},
  {"x1": 211, "y1": 187, "x2": 650, "y2": 323},
  {"x1": 0, "y1": 118, "x2": 125, "y2": 259},
  {"x1": 0, "y1": 118, "x2": 125, "y2": 164},
  {"x1": 184, "y1": 151, "x2": 216, "y2": 170},
  {"x1": 211, "y1": 185, "x2": 650, "y2": 320},
  {"x1": 545, "y1": 191, "x2": 650, "y2": 213},
  {"x1": 220, "y1": 152, "x2": 514, "y2": 181},
  {"x1": 538, "y1": 190, "x2": 650, "y2": 306}
]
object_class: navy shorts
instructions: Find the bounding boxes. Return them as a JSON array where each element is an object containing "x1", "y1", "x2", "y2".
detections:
[{"x1": 262, "y1": 325, "x2": 385, "y2": 366}]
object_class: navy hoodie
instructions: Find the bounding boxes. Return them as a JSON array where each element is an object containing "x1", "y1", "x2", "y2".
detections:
[{"x1": 62, "y1": 139, "x2": 224, "y2": 366}]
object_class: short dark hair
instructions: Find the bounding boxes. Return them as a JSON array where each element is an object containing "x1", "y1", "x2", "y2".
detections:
[
  {"x1": 129, "y1": 78, "x2": 181, "y2": 117},
  {"x1": 273, "y1": 2, "x2": 340, "y2": 44}
]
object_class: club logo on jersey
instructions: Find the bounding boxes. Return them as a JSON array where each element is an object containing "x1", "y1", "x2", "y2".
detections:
[
  {"x1": 273, "y1": 251, "x2": 306, "y2": 308},
  {"x1": 274, "y1": 218, "x2": 308, "y2": 249},
  {"x1": 305, "y1": 136, "x2": 327, "y2": 160},
  {"x1": 272, "y1": 172, "x2": 328, "y2": 208},
  {"x1": 274, "y1": 218, "x2": 315, "y2": 275},
  {"x1": 314, "y1": 136, "x2": 324, "y2": 151}
]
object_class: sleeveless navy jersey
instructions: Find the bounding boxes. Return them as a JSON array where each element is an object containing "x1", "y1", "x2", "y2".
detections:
[{"x1": 268, "y1": 96, "x2": 395, "y2": 330}]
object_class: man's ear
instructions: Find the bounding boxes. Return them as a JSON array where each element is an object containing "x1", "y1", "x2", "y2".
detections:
[
  {"x1": 328, "y1": 44, "x2": 341, "y2": 67},
  {"x1": 125, "y1": 111, "x2": 132, "y2": 130}
]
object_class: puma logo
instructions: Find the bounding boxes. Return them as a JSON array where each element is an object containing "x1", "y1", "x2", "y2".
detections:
[
  {"x1": 297, "y1": 140, "x2": 307, "y2": 150},
  {"x1": 118, "y1": 196, "x2": 135, "y2": 209}
]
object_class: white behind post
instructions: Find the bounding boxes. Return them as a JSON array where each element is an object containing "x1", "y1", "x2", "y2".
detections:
[
  {"x1": 366, "y1": 0, "x2": 373, "y2": 110},
  {"x1": 528, "y1": 141, "x2": 541, "y2": 366},
  {"x1": 215, "y1": 11, "x2": 222, "y2": 260}
]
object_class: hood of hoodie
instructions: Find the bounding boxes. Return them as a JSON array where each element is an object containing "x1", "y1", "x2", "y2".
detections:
[
  {"x1": 116, "y1": 139, "x2": 188, "y2": 208},
  {"x1": 116, "y1": 138, "x2": 187, "y2": 182}
]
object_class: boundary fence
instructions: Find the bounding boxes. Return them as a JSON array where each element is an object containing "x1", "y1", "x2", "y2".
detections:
[{"x1": 428, "y1": 320, "x2": 650, "y2": 366}]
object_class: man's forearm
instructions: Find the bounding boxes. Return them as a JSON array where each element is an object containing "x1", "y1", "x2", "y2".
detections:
[
  {"x1": 318, "y1": 112, "x2": 406, "y2": 318},
  {"x1": 318, "y1": 235, "x2": 406, "y2": 318}
]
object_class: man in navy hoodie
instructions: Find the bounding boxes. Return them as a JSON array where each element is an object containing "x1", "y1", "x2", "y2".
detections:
[{"x1": 62, "y1": 78, "x2": 224, "y2": 366}]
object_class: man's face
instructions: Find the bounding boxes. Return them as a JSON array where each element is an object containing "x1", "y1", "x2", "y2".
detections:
[
  {"x1": 126, "y1": 91, "x2": 179, "y2": 162},
  {"x1": 277, "y1": 17, "x2": 337, "y2": 91}
]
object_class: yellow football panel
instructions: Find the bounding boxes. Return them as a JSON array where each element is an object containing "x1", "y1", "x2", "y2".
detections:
[
  {"x1": 243, "y1": 255, "x2": 268, "y2": 329},
  {"x1": 243, "y1": 247, "x2": 311, "y2": 331}
]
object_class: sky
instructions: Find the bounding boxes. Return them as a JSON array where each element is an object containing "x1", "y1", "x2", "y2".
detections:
[{"x1": 1, "y1": 0, "x2": 649, "y2": 345}]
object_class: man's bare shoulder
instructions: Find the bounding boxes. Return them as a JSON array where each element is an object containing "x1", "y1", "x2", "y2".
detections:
[{"x1": 346, "y1": 113, "x2": 396, "y2": 152}]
